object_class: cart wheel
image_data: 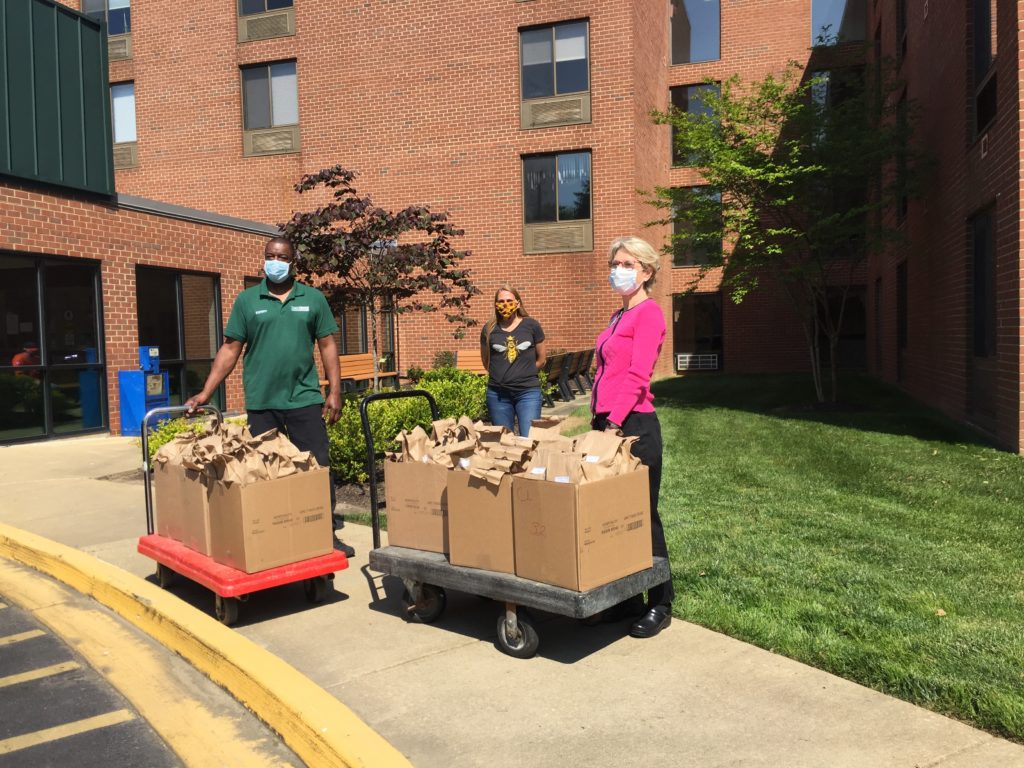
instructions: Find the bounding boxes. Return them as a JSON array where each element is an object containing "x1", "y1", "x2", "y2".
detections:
[
  {"x1": 303, "y1": 576, "x2": 330, "y2": 604},
  {"x1": 496, "y1": 613, "x2": 539, "y2": 659},
  {"x1": 214, "y1": 595, "x2": 239, "y2": 626},
  {"x1": 155, "y1": 563, "x2": 176, "y2": 589},
  {"x1": 404, "y1": 584, "x2": 447, "y2": 623}
]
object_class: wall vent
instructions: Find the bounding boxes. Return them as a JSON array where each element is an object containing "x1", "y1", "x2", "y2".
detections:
[
  {"x1": 523, "y1": 220, "x2": 593, "y2": 254},
  {"x1": 520, "y1": 93, "x2": 591, "y2": 130},
  {"x1": 108, "y1": 34, "x2": 131, "y2": 61},
  {"x1": 112, "y1": 142, "x2": 137, "y2": 170},
  {"x1": 244, "y1": 125, "x2": 300, "y2": 157},
  {"x1": 676, "y1": 353, "x2": 719, "y2": 371},
  {"x1": 239, "y1": 9, "x2": 294, "y2": 42}
]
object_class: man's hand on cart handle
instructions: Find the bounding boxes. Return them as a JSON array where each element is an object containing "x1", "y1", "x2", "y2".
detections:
[{"x1": 184, "y1": 392, "x2": 210, "y2": 415}]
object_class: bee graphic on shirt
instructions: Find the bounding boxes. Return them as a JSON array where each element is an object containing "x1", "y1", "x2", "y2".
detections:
[{"x1": 493, "y1": 337, "x2": 532, "y2": 363}]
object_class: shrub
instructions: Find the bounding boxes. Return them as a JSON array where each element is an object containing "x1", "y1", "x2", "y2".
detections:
[
  {"x1": 143, "y1": 417, "x2": 205, "y2": 461},
  {"x1": 407, "y1": 366, "x2": 425, "y2": 384},
  {"x1": 327, "y1": 369, "x2": 487, "y2": 483},
  {"x1": 432, "y1": 350, "x2": 456, "y2": 369}
]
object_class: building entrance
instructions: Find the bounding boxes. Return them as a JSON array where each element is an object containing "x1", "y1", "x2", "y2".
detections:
[{"x1": 0, "y1": 254, "x2": 107, "y2": 442}]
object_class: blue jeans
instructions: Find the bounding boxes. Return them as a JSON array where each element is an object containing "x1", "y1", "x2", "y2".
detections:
[{"x1": 486, "y1": 385, "x2": 543, "y2": 436}]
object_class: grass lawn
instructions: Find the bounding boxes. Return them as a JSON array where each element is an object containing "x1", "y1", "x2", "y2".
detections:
[{"x1": 654, "y1": 373, "x2": 1024, "y2": 741}]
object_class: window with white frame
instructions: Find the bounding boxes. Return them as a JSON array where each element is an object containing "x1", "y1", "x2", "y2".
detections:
[
  {"x1": 522, "y1": 151, "x2": 593, "y2": 253},
  {"x1": 519, "y1": 21, "x2": 591, "y2": 129},
  {"x1": 240, "y1": 61, "x2": 300, "y2": 156}
]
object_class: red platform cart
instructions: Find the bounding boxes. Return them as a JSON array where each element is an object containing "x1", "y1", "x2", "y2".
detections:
[{"x1": 137, "y1": 405, "x2": 348, "y2": 626}]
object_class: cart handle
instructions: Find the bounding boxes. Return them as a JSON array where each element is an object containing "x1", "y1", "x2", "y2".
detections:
[
  {"x1": 359, "y1": 390, "x2": 440, "y2": 550},
  {"x1": 140, "y1": 404, "x2": 223, "y2": 535}
]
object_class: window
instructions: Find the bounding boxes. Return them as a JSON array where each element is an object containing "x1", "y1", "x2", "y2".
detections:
[
  {"x1": 971, "y1": 0, "x2": 997, "y2": 135},
  {"x1": 110, "y1": 82, "x2": 137, "y2": 169},
  {"x1": 811, "y1": 0, "x2": 865, "y2": 45},
  {"x1": 82, "y1": 0, "x2": 130, "y2": 35},
  {"x1": 519, "y1": 21, "x2": 590, "y2": 129},
  {"x1": 671, "y1": 187, "x2": 721, "y2": 267},
  {"x1": 896, "y1": 0, "x2": 908, "y2": 58},
  {"x1": 136, "y1": 267, "x2": 223, "y2": 409},
  {"x1": 895, "y1": 261, "x2": 907, "y2": 382},
  {"x1": 239, "y1": 0, "x2": 292, "y2": 15},
  {"x1": 522, "y1": 151, "x2": 593, "y2": 253},
  {"x1": 670, "y1": 0, "x2": 720, "y2": 65},
  {"x1": 83, "y1": 0, "x2": 131, "y2": 60},
  {"x1": 237, "y1": 0, "x2": 295, "y2": 42},
  {"x1": 970, "y1": 210, "x2": 995, "y2": 358},
  {"x1": 240, "y1": 61, "x2": 300, "y2": 156},
  {"x1": 669, "y1": 83, "x2": 718, "y2": 166},
  {"x1": 672, "y1": 293, "x2": 722, "y2": 372},
  {"x1": 110, "y1": 83, "x2": 136, "y2": 144},
  {"x1": 896, "y1": 93, "x2": 908, "y2": 223},
  {"x1": 0, "y1": 255, "x2": 107, "y2": 442}
]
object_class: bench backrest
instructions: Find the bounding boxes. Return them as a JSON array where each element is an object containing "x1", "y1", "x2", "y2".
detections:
[
  {"x1": 456, "y1": 349, "x2": 488, "y2": 376},
  {"x1": 338, "y1": 352, "x2": 396, "y2": 379}
]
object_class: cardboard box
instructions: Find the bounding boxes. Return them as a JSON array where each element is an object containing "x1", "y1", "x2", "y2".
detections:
[
  {"x1": 208, "y1": 467, "x2": 332, "y2": 573},
  {"x1": 447, "y1": 472, "x2": 515, "y2": 574},
  {"x1": 512, "y1": 468, "x2": 652, "y2": 591},
  {"x1": 383, "y1": 461, "x2": 450, "y2": 553},
  {"x1": 153, "y1": 462, "x2": 213, "y2": 555}
]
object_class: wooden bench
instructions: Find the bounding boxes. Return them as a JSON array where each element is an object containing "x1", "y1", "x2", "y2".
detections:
[
  {"x1": 456, "y1": 349, "x2": 488, "y2": 376},
  {"x1": 320, "y1": 352, "x2": 399, "y2": 392}
]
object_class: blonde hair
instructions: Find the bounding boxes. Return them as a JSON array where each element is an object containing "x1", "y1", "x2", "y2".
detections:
[{"x1": 608, "y1": 236, "x2": 661, "y2": 290}]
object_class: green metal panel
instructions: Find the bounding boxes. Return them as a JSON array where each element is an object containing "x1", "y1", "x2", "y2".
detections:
[
  {"x1": 1, "y1": 0, "x2": 114, "y2": 196},
  {"x1": 57, "y1": 11, "x2": 86, "y2": 190}
]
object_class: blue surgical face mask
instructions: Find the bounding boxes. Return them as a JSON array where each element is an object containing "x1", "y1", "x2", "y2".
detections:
[
  {"x1": 608, "y1": 266, "x2": 638, "y2": 295},
  {"x1": 264, "y1": 259, "x2": 291, "y2": 284}
]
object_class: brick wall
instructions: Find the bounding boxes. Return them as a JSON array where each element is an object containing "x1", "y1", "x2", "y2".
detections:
[
  {"x1": 867, "y1": 0, "x2": 1022, "y2": 451},
  {"x1": 0, "y1": 178, "x2": 267, "y2": 434}
]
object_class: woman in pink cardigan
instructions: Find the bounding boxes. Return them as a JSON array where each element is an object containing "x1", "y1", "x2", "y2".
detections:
[{"x1": 591, "y1": 236, "x2": 674, "y2": 639}]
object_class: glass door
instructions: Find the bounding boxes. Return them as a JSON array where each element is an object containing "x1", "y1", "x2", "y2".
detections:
[
  {"x1": 0, "y1": 254, "x2": 107, "y2": 442},
  {"x1": 136, "y1": 266, "x2": 223, "y2": 408}
]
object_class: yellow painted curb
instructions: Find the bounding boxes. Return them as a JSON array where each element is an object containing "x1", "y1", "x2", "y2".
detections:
[{"x1": 0, "y1": 522, "x2": 411, "y2": 768}]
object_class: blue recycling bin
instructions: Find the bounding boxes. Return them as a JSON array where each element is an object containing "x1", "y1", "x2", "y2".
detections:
[{"x1": 119, "y1": 346, "x2": 170, "y2": 436}]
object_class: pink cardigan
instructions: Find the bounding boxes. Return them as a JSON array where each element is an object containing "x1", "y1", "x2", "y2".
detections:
[{"x1": 591, "y1": 299, "x2": 665, "y2": 426}]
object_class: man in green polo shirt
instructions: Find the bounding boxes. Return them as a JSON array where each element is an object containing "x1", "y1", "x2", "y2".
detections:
[{"x1": 185, "y1": 236, "x2": 353, "y2": 557}]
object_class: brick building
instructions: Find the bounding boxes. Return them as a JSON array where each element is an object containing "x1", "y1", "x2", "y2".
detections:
[
  {"x1": 3, "y1": 0, "x2": 1023, "y2": 451},
  {"x1": 866, "y1": 0, "x2": 1023, "y2": 451},
  {"x1": 52, "y1": 0, "x2": 832, "y2": 388}
]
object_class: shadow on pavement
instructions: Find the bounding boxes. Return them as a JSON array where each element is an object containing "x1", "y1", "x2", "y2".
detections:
[
  {"x1": 360, "y1": 566, "x2": 629, "y2": 664},
  {"x1": 144, "y1": 571, "x2": 351, "y2": 628}
]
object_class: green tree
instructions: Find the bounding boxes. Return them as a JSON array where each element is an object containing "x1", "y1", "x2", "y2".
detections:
[
  {"x1": 652, "y1": 59, "x2": 924, "y2": 402},
  {"x1": 281, "y1": 166, "x2": 480, "y2": 389}
]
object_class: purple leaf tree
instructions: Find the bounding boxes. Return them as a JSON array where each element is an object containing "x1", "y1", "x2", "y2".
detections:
[{"x1": 281, "y1": 165, "x2": 480, "y2": 389}]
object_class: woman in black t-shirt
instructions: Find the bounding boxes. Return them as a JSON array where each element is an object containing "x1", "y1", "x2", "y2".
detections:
[{"x1": 481, "y1": 285, "x2": 546, "y2": 436}]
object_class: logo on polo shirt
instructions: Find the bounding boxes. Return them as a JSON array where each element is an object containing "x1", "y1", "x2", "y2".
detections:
[
  {"x1": 254, "y1": 309, "x2": 268, "y2": 315},
  {"x1": 291, "y1": 306, "x2": 310, "y2": 312}
]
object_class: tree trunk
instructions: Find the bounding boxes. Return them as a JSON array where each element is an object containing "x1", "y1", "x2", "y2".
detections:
[
  {"x1": 369, "y1": 300, "x2": 380, "y2": 391},
  {"x1": 802, "y1": 317, "x2": 825, "y2": 403},
  {"x1": 829, "y1": 334, "x2": 840, "y2": 403}
]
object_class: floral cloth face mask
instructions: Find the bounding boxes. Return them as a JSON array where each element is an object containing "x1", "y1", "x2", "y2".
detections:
[{"x1": 495, "y1": 299, "x2": 519, "y2": 319}]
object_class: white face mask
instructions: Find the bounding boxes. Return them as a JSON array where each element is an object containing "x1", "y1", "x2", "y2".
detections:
[{"x1": 608, "y1": 266, "x2": 639, "y2": 295}]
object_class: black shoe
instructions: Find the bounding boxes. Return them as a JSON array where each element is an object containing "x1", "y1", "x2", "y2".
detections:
[
  {"x1": 333, "y1": 537, "x2": 355, "y2": 558},
  {"x1": 629, "y1": 606, "x2": 671, "y2": 638}
]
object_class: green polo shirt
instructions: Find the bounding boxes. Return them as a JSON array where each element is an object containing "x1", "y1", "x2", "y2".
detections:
[{"x1": 224, "y1": 280, "x2": 338, "y2": 410}]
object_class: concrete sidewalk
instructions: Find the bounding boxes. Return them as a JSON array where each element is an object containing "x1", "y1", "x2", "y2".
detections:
[{"x1": 1, "y1": 426, "x2": 1022, "y2": 768}]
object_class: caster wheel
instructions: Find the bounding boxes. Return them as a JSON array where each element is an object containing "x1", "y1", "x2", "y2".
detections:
[
  {"x1": 403, "y1": 584, "x2": 447, "y2": 623},
  {"x1": 214, "y1": 595, "x2": 239, "y2": 626},
  {"x1": 155, "y1": 563, "x2": 176, "y2": 588},
  {"x1": 495, "y1": 612, "x2": 539, "y2": 659},
  {"x1": 304, "y1": 576, "x2": 330, "y2": 604}
]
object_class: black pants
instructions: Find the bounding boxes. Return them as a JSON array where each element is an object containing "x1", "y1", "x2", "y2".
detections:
[
  {"x1": 593, "y1": 411, "x2": 674, "y2": 608},
  {"x1": 247, "y1": 404, "x2": 340, "y2": 531}
]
